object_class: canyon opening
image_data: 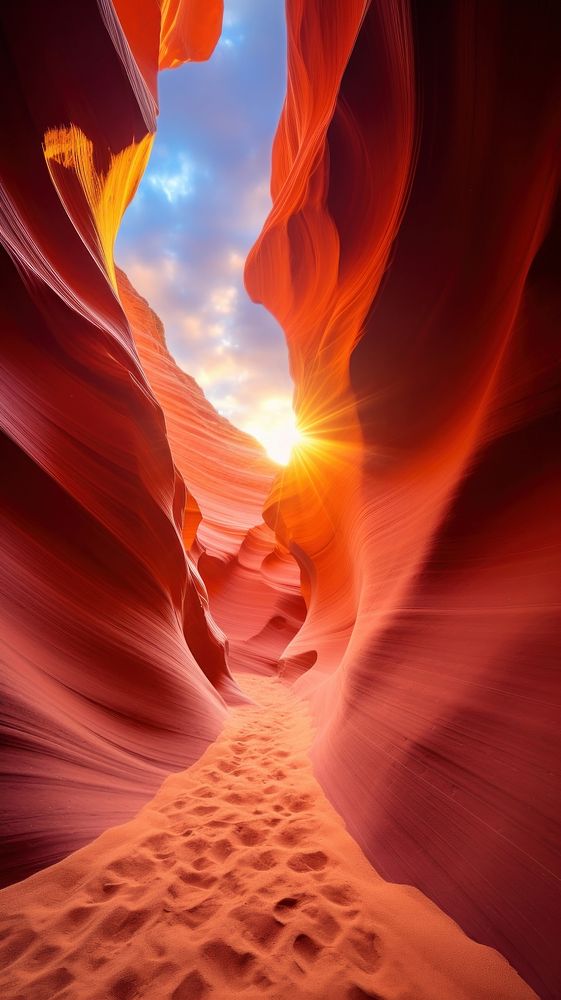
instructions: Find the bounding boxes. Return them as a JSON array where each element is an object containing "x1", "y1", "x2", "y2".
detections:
[{"x1": 1, "y1": 3, "x2": 560, "y2": 1000}]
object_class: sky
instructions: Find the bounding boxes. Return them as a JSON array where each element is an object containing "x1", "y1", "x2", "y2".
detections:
[{"x1": 116, "y1": 0, "x2": 295, "y2": 463}]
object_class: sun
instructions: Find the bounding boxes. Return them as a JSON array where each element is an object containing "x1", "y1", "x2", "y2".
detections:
[
  {"x1": 262, "y1": 417, "x2": 303, "y2": 465},
  {"x1": 243, "y1": 397, "x2": 304, "y2": 466}
]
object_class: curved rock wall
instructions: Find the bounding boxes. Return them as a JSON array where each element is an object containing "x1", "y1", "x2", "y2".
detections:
[
  {"x1": 0, "y1": 0, "x2": 230, "y2": 886},
  {"x1": 1, "y1": 2, "x2": 560, "y2": 996},
  {"x1": 246, "y1": 1, "x2": 561, "y2": 996},
  {"x1": 116, "y1": 269, "x2": 305, "y2": 678}
]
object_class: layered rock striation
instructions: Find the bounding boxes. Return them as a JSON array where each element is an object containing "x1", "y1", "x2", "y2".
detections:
[
  {"x1": 246, "y1": 2, "x2": 561, "y2": 996},
  {"x1": 116, "y1": 269, "x2": 305, "y2": 679},
  {"x1": 0, "y1": 0, "x2": 235, "y2": 886},
  {"x1": 1, "y1": 1, "x2": 560, "y2": 997}
]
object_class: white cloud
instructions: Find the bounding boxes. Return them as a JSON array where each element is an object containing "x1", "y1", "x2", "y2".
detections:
[
  {"x1": 210, "y1": 285, "x2": 238, "y2": 315},
  {"x1": 124, "y1": 256, "x2": 179, "y2": 303},
  {"x1": 148, "y1": 155, "x2": 194, "y2": 203},
  {"x1": 181, "y1": 314, "x2": 203, "y2": 340},
  {"x1": 228, "y1": 250, "x2": 245, "y2": 272}
]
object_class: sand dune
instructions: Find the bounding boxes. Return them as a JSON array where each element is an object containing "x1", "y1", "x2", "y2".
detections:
[{"x1": 0, "y1": 675, "x2": 537, "y2": 1000}]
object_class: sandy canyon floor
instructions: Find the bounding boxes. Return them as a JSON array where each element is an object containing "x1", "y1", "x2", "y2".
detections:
[{"x1": 0, "y1": 675, "x2": 537, "y2": 1000}]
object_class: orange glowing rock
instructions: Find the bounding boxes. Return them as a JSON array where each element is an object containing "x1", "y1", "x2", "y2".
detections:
[
  {"x1": 158, "y1": 0, "x2": 224, "y2": 68},
  {"x1": 245, "y1": 2, "x2": 561, "y2": 996},
  {"x1": 44, "y1": 126, "x2": 153, "y2": 292},
  {"x1": 112, "y1": 0, "x2": 224, "y2": 85},
  {"x1": 1, "y1": 2, "x2": 560, "y2": 998},
  {"x1": 0, "y1": 0, "x2": 230, "y2": 887},
  {"x1": 116, "y1": 269, "x2": 306, "y2": 676}
]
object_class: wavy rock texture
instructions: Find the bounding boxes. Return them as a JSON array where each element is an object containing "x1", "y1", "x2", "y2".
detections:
[
  {"x1": 1, "y1": 0, "x2": 560, "y2": 998},
  {"x1": 0, "y1": 0, "x2": 234, "y2": 887},
  {"x1": 116, "y1": 270, "x2": 306, "y2": 677},
  {"x1": 246, "y1": 1, "x2": 561, "y2": 997}
]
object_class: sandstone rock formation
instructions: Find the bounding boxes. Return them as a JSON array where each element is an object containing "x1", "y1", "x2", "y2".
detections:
[
  {"x1": 246, "y1": 3, "x2": 561, "y2": 996},
  {"x1": 1, "y1": 1, "x2": 560, "y2": 997},
  {"x1": 116, "y1": 269, "x2": 305, "y2": 680},
  {"x1": 0, "y1": 0, "x2": 232, "y2": 886}
]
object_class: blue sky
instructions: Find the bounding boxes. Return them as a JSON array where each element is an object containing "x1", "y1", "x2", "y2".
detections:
[{"x1": 116, "y1": 0, "x2": 294, "y2": 460}]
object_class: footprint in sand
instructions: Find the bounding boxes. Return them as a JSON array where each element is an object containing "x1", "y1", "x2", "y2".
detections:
[
  {"x1": 162, "y1": 798, "x2": 188, "y2": 814},
  {"x1": 233, "y1": 823, "x2": 261, "y2": 846},
  {"x1": 274, "y1": 895, "x2": 308, "y2": 913},
  {"x1": 57, "y1": 904, "x2": 99, "y2": 933},
  {"x1": 302, "y1": 903, "x2": 341, "y2": 941},
  {"x1": 231, "y1": 906, "x2": 285, "y2": 948},
  {"x1": 320, "y1": 883, "x2": 358, "y2": 906},
  {"x1": 202, "y1": 940, "x2": 256, "y2": 980},
  {"x1": 192, "y1": 804, "x2": 218, "y2": 816},
  {"x1": 247, "y1": 849, "x2": 279, "y2": 871},
  {"x1": 220, "y1": 871, "x2": 246, "y2": 896},
  {"x1": 25, "y1": 966, "x2": 74, "y2": 998},
  {"x1": 224, "y1": 791, "x2": 261, "y2": 806},
  {"x1": 269, "y1": 768, "x2": 287, "y2": 780},
  {"x1": 110, "y1": 970, "x2": 140, "y2": 1000},
  {"x1": 253, "y1": 971, "x2": 275, "y2": 990},
  {"x1": 179, "y1": 898, "x2": 220, "y2": 929},
  {"x1": 288, "y1": 850, "x2": 328, "y2": 872},
  {"x1": 97, "y1": 905, "x2": 152, "y2": 943},
  {"x1": 282, "y1": 792, "x2": 314, "y2": 813},
  {"x1": 171, "y1": 969, "x2": 210, "y2": 1000},
  {"x1": 106, "y1": 856, "x2": 156, "y2": 880},
  {"x1": 210, "y1": 838, "x2": 235, "y2": 861},
  {"x1": 0, "y1": 926, "x2": 37, "y2": 965},
  {"x1": 28, "y1": 943, "x2": 61, "y2": 968},
  {"x1": 176, "y1": 868, "x2": 217, "y2": 890},
  {"x1": 192, "y1": 857, "x2": 211, "y2": 871},
  {"x1": 275, "y1": 823, "x2": 308, "y2": 847},
  {"x1": 207, "y1": 819, "x2": 230, "y2": 830},
  {"x1": 141, "y1": 833, "x2": 174, "y2": 853},
  {"x1": 184, "y1": 835, "x2": 209, "y2": 853},
  {"x1": 171, "y1": 824, "x2": 192, "y2": 839},
  {"x1": 217, "y1": 761, "x2": 237, "y2": 774},
  {"x1": 293, "y1": 933, "x2": 322, "y2": 963},
  {"x1": 262, "y1": 784, "x2": 280, "y2": 796},
  {"x1": 345, "y1": 927, "x2": 382, "y2": 973},
  {"x1": 347, "y1": 988, "x2": 386, "y2": 1000}
]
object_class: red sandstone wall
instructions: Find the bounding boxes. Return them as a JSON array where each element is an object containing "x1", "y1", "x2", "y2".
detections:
[
  {"x1": 245, "y1": 2, "x2": 561, "y2": 996},
  {"x1": 0, "y1": 0, "x2": 229, "y2": 886},
  {"x1": 1, "y1": 3, "x2": 560, "y2": 996},
  {"x1": 116, "y1": 270, "x2": 305, "y2": 678}
]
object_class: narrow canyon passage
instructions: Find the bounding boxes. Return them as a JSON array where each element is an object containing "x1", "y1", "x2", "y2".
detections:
[
  {"x1": 0, "y1": 675, "x2": 536, "y2": 1000},
  {"x1": 1, "y1": 2, "x2": 560, "y2": 998}
]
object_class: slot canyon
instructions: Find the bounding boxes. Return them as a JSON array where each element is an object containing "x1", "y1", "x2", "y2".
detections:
[{"x1": 1, "y1": 1, "x2": 560, "y2": 999}]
